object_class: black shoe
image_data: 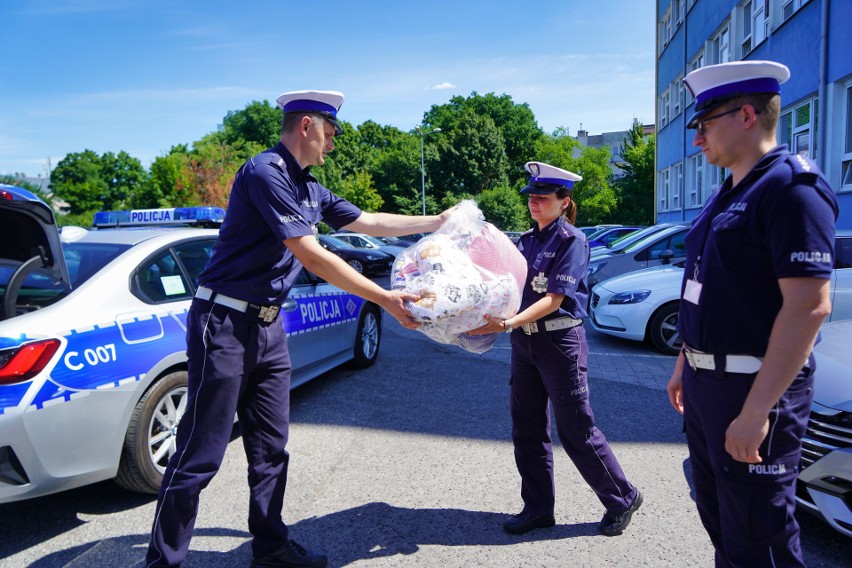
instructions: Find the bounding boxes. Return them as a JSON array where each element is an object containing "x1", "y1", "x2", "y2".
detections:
[
  {"x1": 502, "y1": 511, "x2": 556, "y2": 535},
  {"x1": 599, "y1": 491, "x2": 643, "y2": 537},
  {"x1": 250, "y1": 539, "x2": 328, "y2": 568}
]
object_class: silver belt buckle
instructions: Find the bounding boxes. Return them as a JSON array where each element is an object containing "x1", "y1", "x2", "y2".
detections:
[{"x1": 683, "y1": 348, "x2": 699, "y2": 370}]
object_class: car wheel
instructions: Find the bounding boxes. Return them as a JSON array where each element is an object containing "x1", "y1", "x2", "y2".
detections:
[
  {"x1": 648, "y1": 302, "x2": 682, "y2": 356},
  {"x1": 349, "y1": 305, "x2": 381, "y2": 368},
  {"x1": 115, "y1": 370, "x2": 188, "y2": 494},
  {"x1": 348, "y1": 259, "x2": 364, "y2": 274}
]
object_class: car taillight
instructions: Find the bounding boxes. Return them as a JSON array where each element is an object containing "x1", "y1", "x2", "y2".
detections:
[{"x1": 0, "y1": 339, "x2": 61, "y2": 385}]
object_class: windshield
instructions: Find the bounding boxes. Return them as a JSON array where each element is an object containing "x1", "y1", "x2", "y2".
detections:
[
  {"x1": 360, "y1": 235, "x2": 387, "y2": 247},
  {"x1": 607, "y1": 225, "x2": 674, "y2": 253},
  {"x1": 63, "y1": 242, "x2": 132, "y2": 286},
  {"x1": 620, "y1": 227, "x2": 681, "y2": 254},
  {"x1": 320, "y1": 235, "x2": 354, "y2": 249}
]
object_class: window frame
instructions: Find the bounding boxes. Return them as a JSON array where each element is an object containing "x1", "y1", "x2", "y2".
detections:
[{"x1": 842, "y1": 82, "x2": 852, "y2": 189}]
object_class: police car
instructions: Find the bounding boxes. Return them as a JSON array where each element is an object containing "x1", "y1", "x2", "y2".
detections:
[{"x1": 0, "y1": 187, "x2": 382, "y2": 502}]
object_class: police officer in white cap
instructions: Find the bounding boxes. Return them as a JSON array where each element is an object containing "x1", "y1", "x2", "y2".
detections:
[
  {"x1": 145, "y1": 90, "x2": 453, "y2": 568},
  {"x1": 472, "y1": 161, "x2": 642, "y2": 537},
  {"x1": 667, "y1": 61, "x2": 838, "y2": 567}
]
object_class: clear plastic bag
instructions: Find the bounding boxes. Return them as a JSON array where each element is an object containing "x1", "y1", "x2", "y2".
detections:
[{"x1": 390, "y1": 200, "x2": 528, "y2": 353}]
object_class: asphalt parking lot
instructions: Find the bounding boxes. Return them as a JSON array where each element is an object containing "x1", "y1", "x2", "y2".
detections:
[{"x1": 1, "y1": 299, "x2": 850, "y2": 567}]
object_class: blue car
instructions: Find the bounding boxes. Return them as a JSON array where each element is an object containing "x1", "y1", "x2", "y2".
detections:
[
  {"x1": 587, "y1": 226, "x2": 644, "y2": 249},
  {"x1": 0, "y1": 190, "x2": 382, "y2": 502}
]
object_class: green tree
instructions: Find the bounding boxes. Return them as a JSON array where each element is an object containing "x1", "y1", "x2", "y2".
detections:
[
  {"x1": 476, "y1": 185, "x2": 529, "y2": 231},
  {"x1": 144, "y1": 145, "x2": 196, "y2": 208},
  {"x1": 221, "y1": 100, "x2": 282, "y2": 150},
  {"x1": 429, "y1": 110, "x2": 509, "y2": 204},
  {"x1": 534, "y1": 129, "x2": 617, "y2": 226},
  {"x1": 615, "y1": 123, "x2": 655, "y2": 225},
  {"x1": 424, "y1": 92, "x2": 543, "y2": 186},
  {"x1": 50, "y1": 150, "x2": 109, "y2": 214},
  {"x1": 100, "y1": 151, "x2": 147, "y2": 210}
]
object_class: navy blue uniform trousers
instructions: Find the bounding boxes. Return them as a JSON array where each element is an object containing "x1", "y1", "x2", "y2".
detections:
[
  {"x1": 510, "y1": 324, "x2": 637, "y2": 516},
  {"x1": 146, "y1": 299, "x2": 292, "y2": 567},
  {"x1": 682, "y1": 358, "x2": 814, "y2": 568}
]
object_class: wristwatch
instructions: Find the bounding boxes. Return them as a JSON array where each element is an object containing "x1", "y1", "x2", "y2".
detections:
[{"x1": 502, "y1": 319, "x2": 513, "y2": 333}]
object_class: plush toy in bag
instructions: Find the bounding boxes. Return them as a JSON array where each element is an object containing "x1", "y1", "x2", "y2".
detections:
[{"x1": 390, "y1": 200, "x2": 528, "y2": 353}]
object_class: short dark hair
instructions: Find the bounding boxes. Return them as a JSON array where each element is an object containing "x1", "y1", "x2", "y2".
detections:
[
  {"x1": 727, "y1": 92, "x2": 780, "y2": 132},
  {"x1": 281, "y1": 112, "x2": 323, "y2": 134}
]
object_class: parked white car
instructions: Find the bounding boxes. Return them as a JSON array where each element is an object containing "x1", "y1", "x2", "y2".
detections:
[{"x1": 797, "y1": 319, "x2": 852, "y2": 539}]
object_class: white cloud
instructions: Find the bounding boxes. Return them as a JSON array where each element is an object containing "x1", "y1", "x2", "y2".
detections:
[{"x1": 426, "y1": 82, "x2": 457, "y2": 91}]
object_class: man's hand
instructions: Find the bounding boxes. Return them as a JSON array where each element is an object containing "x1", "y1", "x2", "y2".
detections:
[
  {"x1": 382, "y1": 290, "x2": 421, "y2": 329},
  {"x1": 666, "y1": 373, "x2": 684, "y2": 415},
  {"x1": 725, "y1": 413, "x2": 769, "y2": 463},
  {"x1": 666, "y1": 351, "x2": 686, "y2": 414}
]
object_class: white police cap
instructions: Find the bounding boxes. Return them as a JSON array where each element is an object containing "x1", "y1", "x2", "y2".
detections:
[
  {"x1": 520, "y1": 161, "x2": 582, "y2": 195},
  {"x1": 276, "y1": 90, "x2": 345, "y2": 135},
  {"x1": 684, "y1": 60, "x2": 789, "y2": 128}
]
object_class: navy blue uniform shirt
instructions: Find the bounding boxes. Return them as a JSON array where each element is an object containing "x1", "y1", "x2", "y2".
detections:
[
  {"x1": 199, "y1": 142, "x2": 361, "y2": 304},
  {"x1": 517, "y1": 216, "x2": 590, "y2": 318},
  {"x1": 679, "y1": 145, "x2": 838, "y2": 356}
]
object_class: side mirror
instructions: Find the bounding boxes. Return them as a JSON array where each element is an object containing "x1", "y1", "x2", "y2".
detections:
[{"x1": 659, "y1": 249, "x2": 675, "y2": 264}]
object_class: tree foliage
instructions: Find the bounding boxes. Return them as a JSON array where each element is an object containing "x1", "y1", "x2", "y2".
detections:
[
  {"x1": 534, "y1": 129, "x2": 617, "y2": 226},
  {"x1": 615, "y1": 123, "x2": 656, "y2": 225}
]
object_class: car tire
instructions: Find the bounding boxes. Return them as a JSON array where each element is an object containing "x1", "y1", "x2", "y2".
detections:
[
  {"x1": 348, "y1": 259, "x2": 364, "y2": 274},
  {"x1": 648, "y1": 302, "x2": 682, "y2": 356},
  {"x1": 115, "y1": 370, "x2": 188, "y2": 494},
  {"x1": 349, "y1": 305, "x2": 381, "y2": 368}
]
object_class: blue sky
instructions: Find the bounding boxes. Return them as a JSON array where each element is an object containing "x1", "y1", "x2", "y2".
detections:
[{"x1": 1, "y1": 0, "x2": 655, "y2": 179}]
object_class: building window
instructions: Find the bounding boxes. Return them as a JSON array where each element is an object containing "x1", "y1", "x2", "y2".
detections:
[
  {"x1": 740, "y1": 0, "x2": 769, "y2": 55},
  {"x1": 659, "y1": 168, "x2": 670, "y2": 212},
  {"x1": 709, "y1": 22, "x2": 731, "y2": 65},
  {"x1": 660, "y1": 7, "x2": 673, "y2": 52},
  {"x1": 686, "y1": 51, "x2": 705, "y2": 107},
  {"x1": 782, "y1": 0, "x2": 810, "y2": 21},
  {"x1": 673, "y1": 75, "x2": 684, "y2": 117},
  {"x1": 842, "y1": 84, "x2": 852, "y2": 188},
  {"x1": 671, "y1": 162, "x2": 683, "y2": 210},
  {"x1": 674, "y1": 0, "x2": 685, "y2": 26},
  {"x1": 660, "y1": 88, "x2": 671, "y2": 129},
  {"x1": 688, "y1": 153, "x2": 705, "y2": 207},
  {"x1": 780, "y1": 98, "x2": 818, "y2": 160}
]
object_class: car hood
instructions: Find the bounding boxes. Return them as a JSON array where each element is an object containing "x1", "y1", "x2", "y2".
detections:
[
  {"x1": 596, "y1": 265, "x2": 684, "y2": 294},
  {"x1": 812, "y1": 320, "x2": 852, "y2": 412},
  {"x1": 0, "y1": 186, "x2": 70, "y2": 313}
]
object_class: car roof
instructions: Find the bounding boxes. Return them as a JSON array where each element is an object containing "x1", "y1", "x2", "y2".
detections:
[{"x1": 62, "y1": 226, "x2": 218, "y2": 246}]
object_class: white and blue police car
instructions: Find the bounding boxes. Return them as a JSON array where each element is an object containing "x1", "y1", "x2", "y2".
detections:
[{"x1": 0, "y1": 188, "x2": 382, "y2": 502}]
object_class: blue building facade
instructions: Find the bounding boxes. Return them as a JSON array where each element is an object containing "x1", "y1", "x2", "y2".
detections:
[{"x1": 655, "y1": 0, "x2": 852, "y2": 228}]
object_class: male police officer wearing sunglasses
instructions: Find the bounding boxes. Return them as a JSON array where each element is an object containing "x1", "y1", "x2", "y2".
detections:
[
  {"x1": 145, "y1": 90, "x2": 450, "y2": 568},
  {"x1": 666, "y1": 61, "x2": 838, "y2": 566}
]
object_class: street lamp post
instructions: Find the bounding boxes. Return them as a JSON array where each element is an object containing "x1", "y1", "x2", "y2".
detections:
[{"x1": 416, "y1": 126, "x2": 441, "y2": 216}]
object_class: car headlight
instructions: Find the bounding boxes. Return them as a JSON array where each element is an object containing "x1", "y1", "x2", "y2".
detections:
[
  {"x1": 587, "y1": 261, "x2": 606, "y2": 276},
  {"x1": 608, "y1": 290, "x2": 652, "y2": 305}
]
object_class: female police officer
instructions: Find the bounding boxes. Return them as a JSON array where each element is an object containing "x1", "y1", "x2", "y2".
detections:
[{"x1": 472, "y1": 161, "x2": 642, "y2": 536}]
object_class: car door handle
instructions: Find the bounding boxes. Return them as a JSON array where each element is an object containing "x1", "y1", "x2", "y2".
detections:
[{"x1": 282, "y1": 298, "x2": 298, "y2": 312}]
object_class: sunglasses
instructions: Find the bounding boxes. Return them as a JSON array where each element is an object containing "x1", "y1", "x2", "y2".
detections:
[{"x1": 691, "y1": 106, "x2": 742, "y2": 135}]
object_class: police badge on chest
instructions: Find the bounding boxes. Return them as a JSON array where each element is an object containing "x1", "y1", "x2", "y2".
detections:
[{"x1": 532, "y1": 272, "x2": 548, "y2": 293}]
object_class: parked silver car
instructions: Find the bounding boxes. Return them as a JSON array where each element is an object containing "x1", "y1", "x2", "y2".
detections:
[{"x1": 587, "y1": 223, "x2": 690, "y2": 289}]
